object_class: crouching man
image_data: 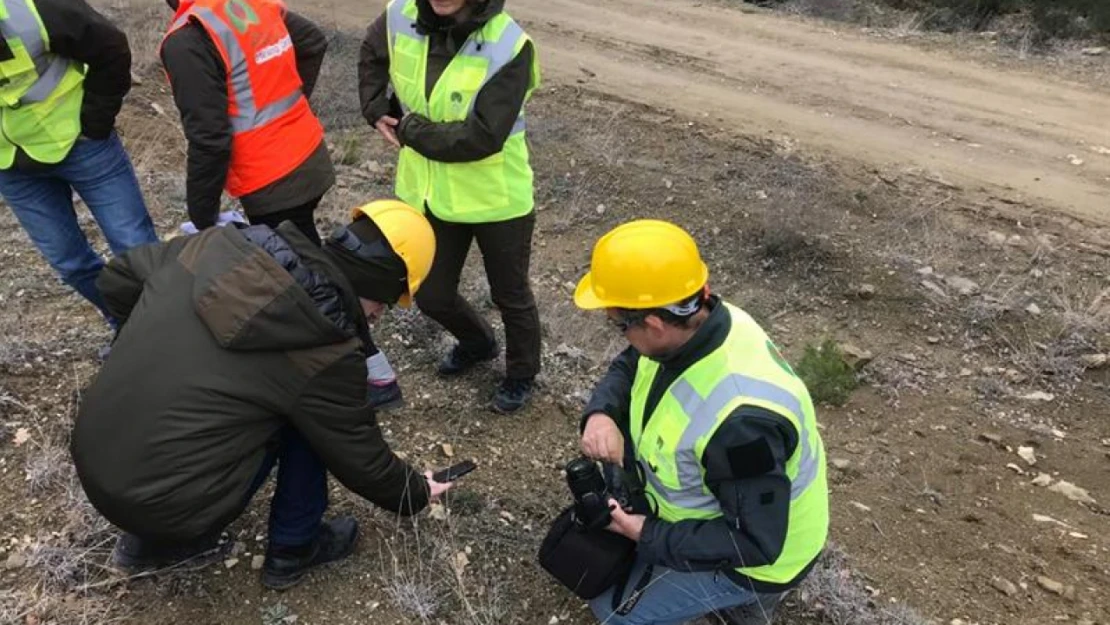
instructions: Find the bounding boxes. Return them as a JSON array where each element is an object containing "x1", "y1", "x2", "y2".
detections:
[
  {"x1": 71, "y1": 200, "x2": 450, "y2": 590},
  {"x1": 573, "y1": 220, "x2": 830, "y2": 624}
]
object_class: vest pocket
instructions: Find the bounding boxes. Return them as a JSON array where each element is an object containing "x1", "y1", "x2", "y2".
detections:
[{"x1": 445, "y1": 151, "x2": 510, "y2": 216}]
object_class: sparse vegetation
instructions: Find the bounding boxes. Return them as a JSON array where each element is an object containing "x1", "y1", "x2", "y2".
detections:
[{"x1": 795, "y1": 340, "x2": 860, "y2": 406}]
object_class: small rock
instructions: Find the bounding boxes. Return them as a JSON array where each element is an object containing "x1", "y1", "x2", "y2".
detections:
[
  {"x1": 1068, "y1": 155, "x2": 1085, "y2": 166},
  {"x1": 830, "y1": 458, "x2": 851, "y2": 470},
  {"x1": 1079, "y1": 353, "x2": 1108, "y2": 369},
  {"x1": 1032, "y1": 513, "x2": 1069, "y2": 527},
  {"x1": 951, "y1": 619, "x2": 968, "y2": 625},
  {"x1": 224, "y1": 558, "x2": 239, "y2": 569},
  {"x1": 850, "y1": 501, "x2": 871, "y2": 512},
  {"x1": 1025, "y1": 303, "x2": 1042, "y2": 316},
  {"x1": 428, "y1": 503, "x2": 448, "y2": 521},
  {"x1": 130, "y1": 71, "x2": 144, "y2": 86},
  {"x1": 921, "y1": 280, "x2": 948, "y2": 298},
  {"x1": 1031, "y1": 473, "x2": 1054, "y2": 487},
  {"x1": 979, "y1": 433, "x2": 1003, "y2": 446},
  {"x1": 1048, "y1": 480, "x2": 1096, "y2": 505},
  {"x1": 945, "y1": 276, "x2": 980, "y2": 296},
  {"x1": 991, "y1": 576, "x2": 1018, "y2": 597},
  {"x1": 1030, "y1": 268, "x2": 1045, "y2": 278},
  {"x1": 1036, "y1": 576, "x2": 1068, "y2": 597},
  {"x1": 1006, "y1": 463, "x2": 1025, "y2": 474},
  {"x1": 917, "y1": 266, "x2": 935, "y2": 276},
  {"x1": 231, "y1": 541, "x2": 246, "y2": 557},
  {"x1": 251, "y1": 555, "x2": 265, "y2": 570},
  {"x1": 1068, "y1": 531, "x2": 1088, "y2": 540},
  {"x1": 595, "y1": 204, "x2": 606, "y2": 214},
  {"x1": 838, "y1": 344, "x2": 873, "y2": 372},
  {"x1": 549, "y1": 617, "x2": 560, "y2": 625},
  {"x1": 856, "y1": 283, "x2": 877, "y2": 299},
  {"x1": 1017, "y1": 446, "x2": 1037, "y2": 466},
  {"x1": 987, "y1": 231, "x2": 1007, "y2": 246},
  {"x1": 959, "y1": 368, "x2": 973, "y2": 377},
  {"x1": 4, "y1": 553, "x2": 26, "y2": 570},
  {"x1": 927, "y1": 336, "x2": 940, "y2": 344},
  {"x1": 1081, "y1": 46, "x2": 1107, "y2": 56},
  {"x1": 1021, "y1": 391, "x2": 1055, "y2": 402},
  {"x1": 441, "y1": 443, "x2": 455, "y2": 458}
]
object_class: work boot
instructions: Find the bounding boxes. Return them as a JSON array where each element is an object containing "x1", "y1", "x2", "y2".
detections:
[
  {"x1": 718, "y1": 591, "x2": 785, "y2": 625},
  {"x1": 261, "y1": 517, "x2": 359, "y2": 591},
  {"x1": 367, "y1": 380, "x2": 404, "y2": 411},
  {"x1": 437, "y1": 339, "x2": 499, "y2": 376},
  {"x1": 111, "y1": 532, "x2": 228, "y2": 574},
  {"x1": 491, "y1": 376, "x2": 534, "y2": 414}
]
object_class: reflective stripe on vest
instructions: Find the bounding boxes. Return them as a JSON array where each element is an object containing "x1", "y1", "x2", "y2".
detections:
[
  {"x1": 0, "y1": 0, "x2": 74, "y2": 104},
  {"x1": 172, "y1": 6, "x2": 302, "y2": 134},
  {"x1": 385, "y1": 0, "x2": 527, "y2": 134},
  {"x1": 640, "y1": 373, "x2": 822, "y2": 511}
]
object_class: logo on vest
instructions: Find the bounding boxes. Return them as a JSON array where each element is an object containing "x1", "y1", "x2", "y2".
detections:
[
  {"x1": 255, "y1": 35, "x2": 293, "y2": 65},
  {"x1": 450, "y1": 91, "x2": 463, "y2": 106},
  {"x1": 224, "y1": 0, "x2": 260, "y2": 34}
]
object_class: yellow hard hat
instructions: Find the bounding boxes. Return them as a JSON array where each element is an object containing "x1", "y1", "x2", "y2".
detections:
[
  {"x1": 351, "y1": 200, "x2": 436, "y2": 308},
  {"x1": 574, "y1": 219, "x2": 709, "y2": 310}
]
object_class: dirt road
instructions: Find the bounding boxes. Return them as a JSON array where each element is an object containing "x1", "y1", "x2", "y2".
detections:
[{"x1": 315, "y1": 0, "x2": 1110, "y2": 225}]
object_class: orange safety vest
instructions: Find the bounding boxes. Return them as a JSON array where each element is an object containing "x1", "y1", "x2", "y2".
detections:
[{"x1": 162, "y1": 0, "x2": 324, "y2": 197}]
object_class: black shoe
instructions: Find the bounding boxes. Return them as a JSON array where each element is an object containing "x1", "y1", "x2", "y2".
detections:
[
  {"x1": 437, "y1": 340, "x2": 499, "y2": 376},
  {"x1": 367, "y1": 380, "x2": 404, "y2": 411},
  {"x1": 491, "y1": 377, "x2": 534, "y2": 414},
  {"x1": 261, "y1": 517, "x2": 359, "y2": 591},
  {"x1": 111, "y1": 532, "x2": 228, "y2": 574}
]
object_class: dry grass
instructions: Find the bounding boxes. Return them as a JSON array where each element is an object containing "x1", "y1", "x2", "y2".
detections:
[{"x1": 788, "y1": 546, "x2": 929, "y2": 625}]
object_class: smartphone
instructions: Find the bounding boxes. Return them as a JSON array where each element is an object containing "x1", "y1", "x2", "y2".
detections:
[{"x1": 432, "y1": 459, "x2": 477, "y2": 483}]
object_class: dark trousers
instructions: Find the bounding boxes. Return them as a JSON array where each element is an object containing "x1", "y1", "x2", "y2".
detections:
[
  {"x1": 248, "y1": 197, "x2": 323, "y2": 247},
  {"x1": 415, "y1": 211, "x2": 541, "y2": 379},
  {"x1": 244, "y1": 426, "x2": 329, "y2": 547}
]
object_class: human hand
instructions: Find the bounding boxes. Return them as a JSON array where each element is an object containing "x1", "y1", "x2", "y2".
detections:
[
  {"x1": 424, "y1": 470, "x2": 453, "y2": 499},
  {"x1": 605, "y1": 498, "x2": 645, "y2": 541},
  {"x1": 581, "y1": 413, "x2": 624, "y2": 464},
  {"x1": 375, "y1": 115, "x2": 400, "y2": 148}
]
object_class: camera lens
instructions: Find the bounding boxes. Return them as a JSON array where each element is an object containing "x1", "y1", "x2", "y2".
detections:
[{"x1": 565, "y1": 458, "x2": 606, "y2": 498}]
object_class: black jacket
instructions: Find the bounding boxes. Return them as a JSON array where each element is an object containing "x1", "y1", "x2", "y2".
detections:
[
  {"x1": 582, "y1": 297, "x2": 817, "y2": 593},
  {"x1": 160, "y1": 8, "x2": 335, "y2": 229},
  {"x1": 73, "y1": 223, "x2": 429, "y2": 541},
  {"x1": 7, "y1": 0, "x2": 131, "y2": 168},
  {"x1": 358, "y1": 0, "x2": 534, "y2": 165}
]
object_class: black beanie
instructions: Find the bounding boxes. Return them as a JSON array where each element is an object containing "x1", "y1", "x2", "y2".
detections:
[{"x1": 324, "y1": 217, "x2": 408, "y2": 304}]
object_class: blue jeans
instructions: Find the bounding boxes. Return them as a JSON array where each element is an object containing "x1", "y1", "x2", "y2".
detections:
[
  {"x1": 590, "y1": 552, "x2": 759, "y2": 625},
  {"x1": 0, "y1": 133, "x2": 158, "y2": 325},
  {"x1": 246, "y1": 427, "x2": 329, "y2": 547}
]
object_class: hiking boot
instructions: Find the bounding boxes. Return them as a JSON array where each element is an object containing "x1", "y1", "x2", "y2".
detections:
[
  {"x1": 261, "y1": 516, "x2": 359, "y2": 591},
  {"x1": 491, "y1": 376, "x2": 534, "y2": 414},
  {"x1": 111, "y1": 532, "x2": 228, "y2": 574},
  {"x1": 718, "y1": 591, "x2": 784, "y2": 625},
  {"x1": 367, "y1": 380, "x2": 404, "y2": 411},
  {"x1": 437, "y1": 340, "x2": 499, "y2": 376}
]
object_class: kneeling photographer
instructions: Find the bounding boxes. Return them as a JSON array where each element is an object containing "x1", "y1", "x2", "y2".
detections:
[{"x1": 543, "y1": 220, "x2": 830, "y2": 625}]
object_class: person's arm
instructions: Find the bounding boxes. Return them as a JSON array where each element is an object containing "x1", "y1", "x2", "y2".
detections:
[
  {"x1": 580, "y1": 345, "x2": 639, "y2": 431},
  {"x1": 634, "y1": 407, "x2": 799, "y2": 571},
  {"x1": 35, "y1": 0, "x2": 131, "y2": 139},
  {"x1": 95, "y1": 237, "x2": 193, "y2": 326},
  {"x1": 292, "y1": 352, "x2": 431, "y2": 516},
  {"x1": 396, "y1": 42, "x2": 534, "y2": 163},
  {"x1": 284, "y1": 10, "x2": 328, "y2": 99},
  {"x1": 160, "y1": 26, "x2": 230, "y2": 231},
  {"x1": 358, "y1": 12, "x2": 401, "y2": 125}
]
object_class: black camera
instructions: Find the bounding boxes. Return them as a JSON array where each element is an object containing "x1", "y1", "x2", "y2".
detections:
[{"x1": 565, "y1": 458, "x2": 633, "y2": 531}]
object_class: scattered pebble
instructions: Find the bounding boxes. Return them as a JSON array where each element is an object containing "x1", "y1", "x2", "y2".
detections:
[
  {"x1": 856, "y1": 283, "x2": 877, "y2": 299},
  {"x1": 944, "y1": 275, "x2": 980, "y2": 296},
  {"x1": 1025, "y1": 303, "x2": 1042, "y2": 316},
  {"x1": 1031, "y1": 473, "x2": 1054, "y2": 487},
  {"x1": 1021, "y1": 391, "x2": 1055, "y2": 402},
  {"x1": 830, "y1": 458, "x2": 851, "y2": 470},
  {"x1": 1017, "y1": 446, "x2": 1037, "y2": 466},
  {"x1": 252, "y1": 555, "x2": 265, "y2": 570},
  {"x1": 850, "y1": 501, "x2": 872, "y2": 512},
  {"x1": 1047, "y1": 480, "x2": 1096, "y2": 505},
  {"x1": 991, "y1": 576, "x2": 1018, "y2": 597},
  {"x1": 224, "y1": 558, "x2": 239, "y2": 569},
  {"x1": 1079, "y1": 353, "x2": 1108, "y2": 369},
  {"x1": 4, "y1": 553, "x2": 26, "y2": 570}
]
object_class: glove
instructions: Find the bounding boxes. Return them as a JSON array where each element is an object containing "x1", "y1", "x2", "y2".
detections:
[{"x1": 180, "y1": 210, "x2": 247, "y2": 235}]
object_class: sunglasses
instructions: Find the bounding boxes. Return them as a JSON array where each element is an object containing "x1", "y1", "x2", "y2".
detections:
[{"x1": 607, "y1": 312, "x2": 648, "y2": 333}]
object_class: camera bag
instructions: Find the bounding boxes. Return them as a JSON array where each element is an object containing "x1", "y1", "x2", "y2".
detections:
[{"x1": 537, "y1": 504, "x2": 636, "y2": 599}]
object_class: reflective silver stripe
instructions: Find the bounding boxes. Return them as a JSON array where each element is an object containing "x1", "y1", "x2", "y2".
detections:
[
  {"x1": 190, "y1": 6, "x2": 302, "y2": 134},
  {"x1": 640, "y1": 458, "x2": 718, "y2": 510},
  {"x1": 459, "y1": 19, "x2": 526, "y2": 115},
  {"x1": 652, "y1": 373, "x2": 821, "y2": 509},
  {"x1": 387, "y1": 0, "x2": 422, "y2": 47},
  {"x1": 510, "y1": 115, "x2": 525, "y2": 136},
  {"x1": 1, "y1": 0, "x2": 71, "y2": 105}
]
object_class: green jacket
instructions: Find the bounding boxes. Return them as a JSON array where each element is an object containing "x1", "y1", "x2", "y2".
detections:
[{"x1": 72, "y1": 223, "x2": 429, "y2": 541}]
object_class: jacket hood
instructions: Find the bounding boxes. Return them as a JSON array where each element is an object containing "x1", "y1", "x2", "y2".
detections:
[
  {"x1": 187, "y1": 223, "x2": 366, "y2": 352},
  {"x1": 415, "y1": 0, "x2": 505, "y2": 35}
]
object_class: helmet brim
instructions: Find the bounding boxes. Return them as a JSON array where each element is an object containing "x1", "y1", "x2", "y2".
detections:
[{"x1": 573, "y1": 273, "x2": 608, "y2": 310}]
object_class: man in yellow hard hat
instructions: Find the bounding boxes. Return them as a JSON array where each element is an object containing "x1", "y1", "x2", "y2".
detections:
[
  {"x1": 72, "y1": 200, "x2": 453, "y2": 590},
  {"x1": 572, "y1": 220, "x2": 829, "y2": 624}
]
